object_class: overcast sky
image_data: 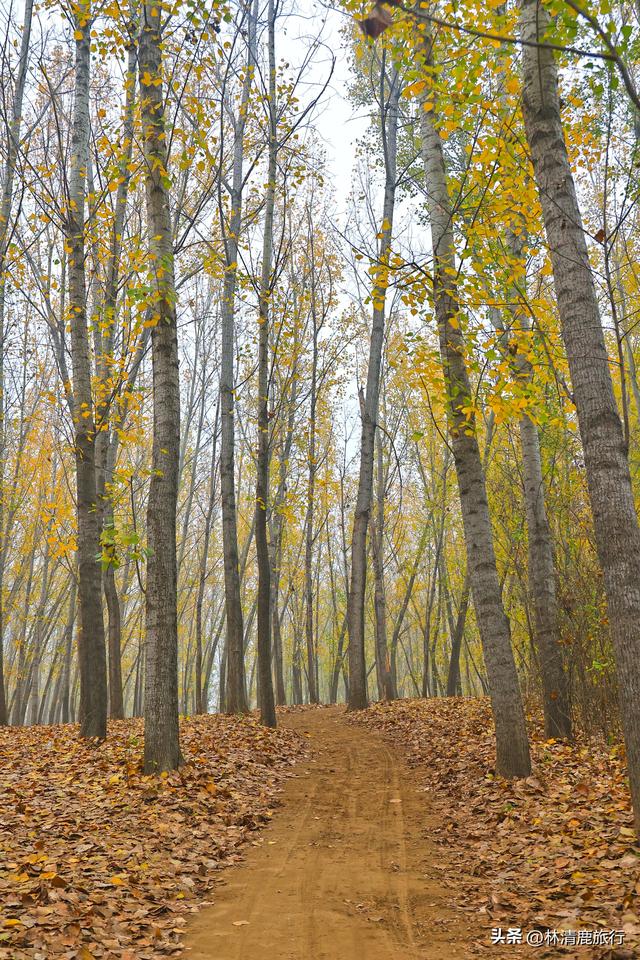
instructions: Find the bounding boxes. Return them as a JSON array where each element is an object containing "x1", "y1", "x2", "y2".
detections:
[{"x1": 277, "y1": 1, "x2": 370, "y2": 215}]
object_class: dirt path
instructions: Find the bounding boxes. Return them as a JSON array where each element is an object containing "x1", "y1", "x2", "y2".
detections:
[{"x1": 183, "y1": 706, "x2": 472, "y2": 960}]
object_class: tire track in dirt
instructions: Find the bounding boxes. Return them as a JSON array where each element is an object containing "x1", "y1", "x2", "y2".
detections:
[{"x1": 182, "y1": 706, "x2": 472, "y2": 960}]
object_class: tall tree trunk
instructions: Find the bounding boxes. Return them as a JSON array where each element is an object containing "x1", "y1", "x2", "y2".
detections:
[
  {"x1": 446, "y1": 575, "x2": 469, "y2": 697},
  {"x1": 254, "y1": 0, "x2": 277, "y2": 727},
  {"x1": 329, "y1": 613, "x2": 348, "y2": 705},
  {"x1": 519, "y1": 408, "x2": 571, "y2": 736},
  {"x1": 487, "y1": 35, "x2": 571, "y2": 736},
  {"x1": 0, "y1": 0, "x2": 34, "y2": 726},
  {"x1": 370, "y1": 432, "x2": 395, "y2": 700},
  {"x1": 61, "y1": 576, "x2": 77, "y2": 724},
  {"x1": 489, "y1": 244, "x2": 571, "y2": 738},
  {"x1": 95, "y1": 30, "x2": 138, "y2": 722},
  {"x1": 521, "y1": 0, "x2": 640, "y2": 823},
  {"x1": 419, "y1": 30, "x2": 531, "y2": 777},
  {"x1": 270, "y1": 359, "x2": 298, "y2": 706},
  {"x1": 29, "y1": 474, "x2": 54, "y2": 725},
  {"x1": 218, "y1": 644, "x2": 227, "y2": 711},
  {"x1": 67, "y1": 8, "x2": 108, "y2": 739},
  {"x1": 99, "y1": 330, "x2": 150, "y2": 720},
  {"x1": 139, "y1": 0, "x2": 181, "y2": 772},
  {"x1": 104, "y1": 561, "x2": 123, "y2": 719},
  {"x1": 195, "y1": 401, "x2": 219, "y2": 714},
  {"x1": 304, "y1": 281, "x2": 320, "y2": 705},
  {"x1": 220, "y1": 0, "x2": 258, "y2": 715},
  {"x1": 292, "y1": 628, "x2": 303, "y2": 705},
  {"x1": 390, "y1": 523, "x2": 428, "y2": 692},
  {"x1": 347, "y1": 60, "x2": 400, "y2": 710},
  {"x1": 132, "y1": 643, "x2": 143, "y2": 717},
  {"x1": 49, "y1": 648, "x2": 65, "y2": 725},
  {"x1": 11, "y1": 533, "x2": 36, "y2": 723},
  {"x1": 615, "y1": 265, "x2": 640, "y2": 425}
]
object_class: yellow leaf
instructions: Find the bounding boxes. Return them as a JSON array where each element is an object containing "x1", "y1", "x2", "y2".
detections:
[{"x1": 403, "y1": 79, "x2": 426, "y2": 98}]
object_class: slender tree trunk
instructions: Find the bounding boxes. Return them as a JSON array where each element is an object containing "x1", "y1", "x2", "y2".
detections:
[
  {"x1": 39, "y1": 639, "x2": 61, "y2": 725},
  {"x1": 12, "y1": 532, "x2": 36, "y2": 724},
  {"x1": 329, "y1": 613, "x2": 348, "y2": 704},
  {"x1": 139, "y1": 0, "x2": 181, "y2": 772},
  {"x1": 390, "y1": 524, "x2": 428, "y2": 690},
  {"x1": 370, "y1": 433, "x2": 395, "y2": 700},
  {"x1": 254, "y1": 0, "x2": 277, "y2": 727},
  {"x1": 487, "y1": 29, "x2": 571, "y2": 735},
  {"x1": 304, "y1": 296, "x2": 320, "y2": 704},
  {"x1": 521, "y1": 0, "x2": 640, "y2": 822},
  {"x1": 421, "y1": 516, "x2": 444, "y2": 698},
  {"x1": 326, "y1": 515, "x2": 347, "y2": 704},
  {"x1": 49, "y1": 649, "x2": 64, "y2": 725},
  {"x1": 29, "y1": 481, "x2": 53, "y2": 725},
  {"x1": 292, "y1": 628, "x2": 303, "y2": 705},
  {"x1": 218, "y1": 645, "x2": 227, "y2": 711},
  {"x1": 519, "y1": 412, "x2": 571, "y2": 735},
  {"x1": 133, "y1": 644, "x2": 143, "y2": 717},
  {"x1": 202, "y1": 621, "x2": 222, "y2": 710},
  {"x1": 431, "y1": 586, "x2": 443, "y2": 696},
  {"x1": 104, "y1": 561, "x2": 123, "y2": 719},
  {"x1": 99, "y1": 331, "x2": 150, "y2": 720},
  {"x1": 95, "y1": 32, "x2": 138, "y2": 722},
  {"x1": 270, "y1": 370, "x2": 298, "y2": 706},
  {"x1": 615, "y1": 266, "x2": 640, "y2": 424},
  {"x1": 347, "y1": 61, "x2": 400, "y2": 710},
  {"x1": 419, "y1": 30, "x2": 531, "y2": 777},
  {"x1": 67, "y1": 9, "x2": 108, "y2": 739},
  {"x1": 0, "y1": 0, "x2": 34, "y2": 726},
  {"x1": 220, "y1": 0, "x2": 258, "y2": 715},
  {"x1": 490, "y1": 249, "x2": 571, "y2": 738},
  {"x1": 446, "y1": 576, "x2": 469, "y2": 697},
  {"x1": 195, "y1": 401, "x2": 219, "y2": 714},
  {"x1": 61, "y1": 576, "x2": 77, "y2": 724}
]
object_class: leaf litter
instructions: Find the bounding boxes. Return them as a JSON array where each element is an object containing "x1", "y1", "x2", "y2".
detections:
[
  {"x1": 0, "y1": 714, "x2": 306, "y2": 959},
  {"x1": 351, "y1": 698, "x2": 639, "y2": 959}
]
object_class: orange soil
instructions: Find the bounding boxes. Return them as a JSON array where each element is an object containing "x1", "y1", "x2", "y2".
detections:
[{"x1": 182, "y1": 706, "x2": 473, "y2": 959}]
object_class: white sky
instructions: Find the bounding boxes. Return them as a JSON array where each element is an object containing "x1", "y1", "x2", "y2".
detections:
[{"x1": 277, "y1": 0, "x2": 369, "y2": 215}]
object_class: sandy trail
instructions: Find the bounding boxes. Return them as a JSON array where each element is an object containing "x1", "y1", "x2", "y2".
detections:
[{"x1": 182, "y1": 706, "x2": 471, "y2": 960}]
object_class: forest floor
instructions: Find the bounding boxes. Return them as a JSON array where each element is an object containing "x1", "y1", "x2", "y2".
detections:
[
  {"x1": 350, "y1": 699, "x2": 639, "y2": 960},
  {"x1": 3, "y1": 702, "x2": 638, "y2": 959},
  {"x1": 183, "y1": 702, "x2": 639, "y2": 960},
  {"x1": 0, "y1": 713, "x2": 307, "y2": 959},
  {"x1": 183, "y1": 705, "x2": 471, "y2": 960}
]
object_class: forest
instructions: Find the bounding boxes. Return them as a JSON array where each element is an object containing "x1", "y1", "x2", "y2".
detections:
[{"x1": 1, "y1": 0, "x2": 640, "y2": 955}]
